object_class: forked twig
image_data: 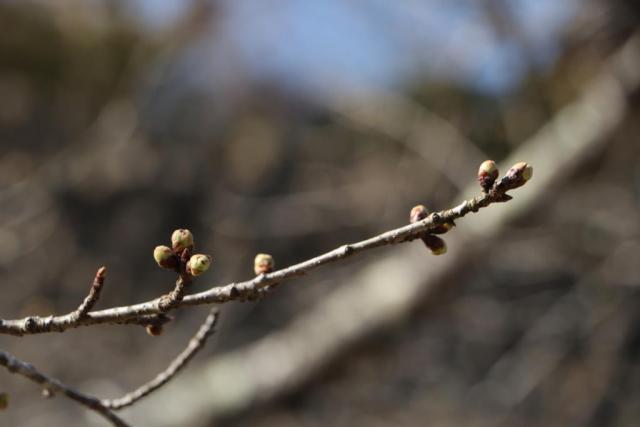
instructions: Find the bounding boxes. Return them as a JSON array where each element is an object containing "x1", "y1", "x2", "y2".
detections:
[{"x1": 1, "y1": 309, "x2": 220, "y2": 426}]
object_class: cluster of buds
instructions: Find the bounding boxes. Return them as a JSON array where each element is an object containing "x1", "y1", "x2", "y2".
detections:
[
  {"x1": 408, "y1": 160, "x2": 532, "y2": 256},
  {"x1": 409, "y1": 205, "x2": 453, "y2": 255},
  {"x1": 477, "y1": 159, "x2": 533, "y2": 194},
  {"x1": 153, "y1": 229, "x2": 212, "y2": 277}
]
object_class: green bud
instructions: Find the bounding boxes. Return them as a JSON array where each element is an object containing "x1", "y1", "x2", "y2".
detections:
[
  {"x1": 477, "y1": 160, "x2": 499, "y2": 192},
  {"x1": 171, "y1": 229, "x2": 194, "y2": 253},
  {"x1": 187, "y1": 254, "x2": 212, "y2": 276},
  {"x1": 254, "y1": 253, "x2": 275, "y2": 275},
  {"x1": 153, "y1": 245, "x2": 178, "y2": 270}
]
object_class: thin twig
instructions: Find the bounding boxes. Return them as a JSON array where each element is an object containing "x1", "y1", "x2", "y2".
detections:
[
  {"x1": 0, "y1": 350, "x2": 129, "y2": 427},
  {"x1": 102, "y1": 308, "x2": 219, "y2": 410},
  {"x1": 0, "y1": 174, "x2": 526, "y2": 337},
  {"x1": 73, "y1": 267, "x2": 107, "y2": 320}
]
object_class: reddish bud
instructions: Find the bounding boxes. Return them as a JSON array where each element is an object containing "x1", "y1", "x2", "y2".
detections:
[
  {"x1": 500, "y1": 161, "x2": 533, "y2": 190},
  {"x1": 410, "y1": 205, "x2": 429, "y2": 223},
  {"x1": 477, "y1": 160, "x2": 499, "y2": 192}
]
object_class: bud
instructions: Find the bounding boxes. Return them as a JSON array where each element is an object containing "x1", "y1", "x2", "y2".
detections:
[
  {"x1": 477, "y1": 160, "x2": 499, "y2": 192},
  {"x1": 410, "y1": 204, "x2": 429, "y2": 223},
  {"x1": 0, "y1": 392, "x2": 8, "y2": 410},
  {"x1": 431, "y1": 221, "x2": 455, "y2": 235},
  {"x1": 422, "y1": 234, "x2": 447, "y2": 255},
  {"x1": 153, "y1": 245, "x2": 178, "y2": 270},
  {"x1": 501, "y1": 161, "x2": 533, "y2": 190},
  {"x1": 411, "y1": 204, "x2": 453, "y2": 234},
  {"x1": 171, "y1": 229, "x2": 194, "y2": 253},
  {"x1": 187, "y1": 254, "x2": 212, "y2": 276},
  {"x1": 145, "y1": 324, "x2": 163, "y2": 337},
  {"x1": 254, "y1": 253, "x2": 275, "y2": 275}
]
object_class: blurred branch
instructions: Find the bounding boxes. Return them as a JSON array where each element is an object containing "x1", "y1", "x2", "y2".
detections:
[
  {"x1": 328, "y1": 90, "x2": 487, "y2": 190},
  {"x1": 474, "y1": 243, "x2": 632, "y2": 407},
  {"x1": 0, "y1": 350, "x2": 129, "y2": 427},
  {"x1": 0, "y1": 170, "x2": 530, "y2": 336}
]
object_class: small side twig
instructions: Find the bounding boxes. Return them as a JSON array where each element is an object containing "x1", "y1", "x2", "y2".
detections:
[
  {"x1": 73, "y1": 267, "x2": 107, "y2": 320},
  {"x1": 0, "y1": 350, "x2": 129, "y2": 427},
  {"x1": 0, "y1": 268, "x2": 172, "y2": 336},
  {"x1": 102, "y1": 308, "x2": 219, "y2": 410}
]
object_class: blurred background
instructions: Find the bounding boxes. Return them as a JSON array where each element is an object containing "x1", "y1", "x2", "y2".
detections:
[{"x1": 1, "y1": 0, "x2": 639, "y2": 426}]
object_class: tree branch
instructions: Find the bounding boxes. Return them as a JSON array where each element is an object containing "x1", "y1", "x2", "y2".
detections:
[
  {"x1": 0, "y1": 169, "x2": 530, "y2": 337},
  {"x1": 0, "y1": 350, "x2": 129, "y2": 427},
  {"x1": 101, "y1": 308, "x2": 219, "y2": 410},
  {"x1": 1, "y1": 308, "x2": 219, "y2": 425}
]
